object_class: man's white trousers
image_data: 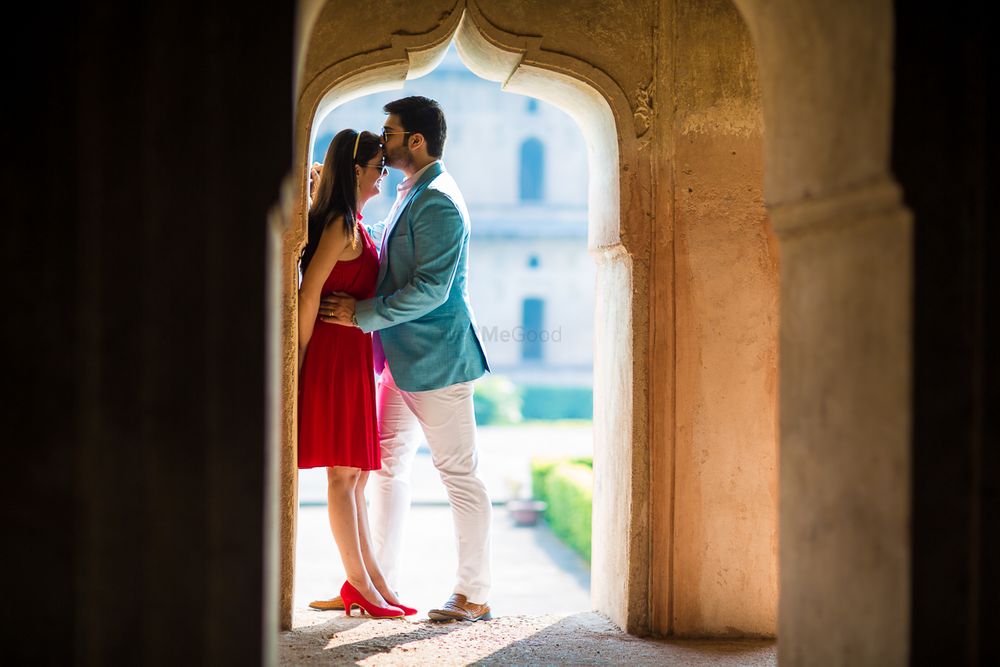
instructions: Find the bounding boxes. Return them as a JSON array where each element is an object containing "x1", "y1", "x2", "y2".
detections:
[{"x1": 369, "y1": 363, "x2": 492, "y2": 604}]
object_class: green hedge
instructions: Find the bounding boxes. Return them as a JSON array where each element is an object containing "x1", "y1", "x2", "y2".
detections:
[
  {"x1": 531, "y1": 456, "x2": 592, "y2": 507},
  {"x1": 474, "y1": 379, "x2": 594, "y2": 425},
  {"x1": 531, "y1": 457, "x2": 593, "y2": 563},
  {"x1": 473, "y1": 376, "x2": 523, "y2": 425}
]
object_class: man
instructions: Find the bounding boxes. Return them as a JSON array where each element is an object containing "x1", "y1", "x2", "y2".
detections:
[{"x1": 320, "y1": 96, "x2": 493, "y2": 622}]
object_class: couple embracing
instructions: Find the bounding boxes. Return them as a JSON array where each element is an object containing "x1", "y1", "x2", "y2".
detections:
[{"x1": 298, "y1": 96, "x2": 493, "y2": 621}]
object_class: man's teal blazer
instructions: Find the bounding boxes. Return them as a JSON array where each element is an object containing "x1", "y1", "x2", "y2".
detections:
[{"x1": 356, "y1": 161, "x2": 490, "y2": 392}]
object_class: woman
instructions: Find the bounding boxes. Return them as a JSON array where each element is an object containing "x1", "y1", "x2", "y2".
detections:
[{"x1": 298, "y1": 128, "x2": 414, "y2": 618}]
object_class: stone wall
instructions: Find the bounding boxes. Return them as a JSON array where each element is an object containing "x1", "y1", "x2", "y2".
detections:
[
  {"x1": 6, "y1": 2, "x2": 294, "y2": 665},
  {"x1": 296, "y1": 0, "x2": 779, "y2": 640},
  {"x1": 297, "y1": 0, "x2": 923, "y2": 661},
  {"x1": 737, "y1": 1, "x2": 912, "y2": 664},
  {"x1": 10, "y1": 0, "x2": 995, "y2": 665},
  {"x1": 665, "y1": 1, "x2": 778, "y2": 637}
]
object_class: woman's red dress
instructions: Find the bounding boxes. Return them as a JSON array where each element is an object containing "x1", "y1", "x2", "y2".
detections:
[{"x1": 298, "y1": 221, "x2": 380, "y2": 470}]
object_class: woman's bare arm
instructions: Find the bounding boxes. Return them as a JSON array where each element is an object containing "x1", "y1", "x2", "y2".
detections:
[{"x1": 298, "y1": 217, "x2": 349, "y2": 370}]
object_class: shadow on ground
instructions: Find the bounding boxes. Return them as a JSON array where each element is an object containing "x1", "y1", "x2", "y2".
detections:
[
  {"x1": 473, "y1": 612, "x2": 776, "y2": 666},
  {"x1": 280, "y1": 610, "x2": 776, "y2": 666},
  {"x1": 282, "y1": 611, "x2": 468, "y2": 664}
]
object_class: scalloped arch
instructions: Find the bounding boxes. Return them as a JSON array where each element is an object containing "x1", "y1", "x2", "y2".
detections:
[
  {"x1": 295, "y1": 0, "x2": 632, "y2": 250},
  {"x1": 281, "y1": 0, "x2": 643, "y2": 633}
]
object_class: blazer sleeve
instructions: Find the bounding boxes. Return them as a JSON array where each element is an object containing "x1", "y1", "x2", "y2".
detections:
[{"x1": 354, "y1": 189, "x2": 465, "y2": 333}]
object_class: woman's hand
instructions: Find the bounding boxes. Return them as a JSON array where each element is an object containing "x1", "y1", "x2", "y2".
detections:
[{"x1": 309, "y1": 162, "x2": 323, "y2": 201}]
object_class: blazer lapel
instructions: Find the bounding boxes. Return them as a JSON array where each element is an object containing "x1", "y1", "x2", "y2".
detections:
[{"x1": 375, "y1": 162, "x2": 444, "y2": 288}]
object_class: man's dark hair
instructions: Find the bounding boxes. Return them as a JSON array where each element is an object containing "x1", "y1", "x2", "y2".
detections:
[{"x1": 384, "y1": 96, "x2": 447, "y2": 158}]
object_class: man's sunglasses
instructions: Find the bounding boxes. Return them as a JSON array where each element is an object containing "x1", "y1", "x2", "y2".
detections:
[{"x1": 380, "y1": 128, "x2": 411, "y2": 144}]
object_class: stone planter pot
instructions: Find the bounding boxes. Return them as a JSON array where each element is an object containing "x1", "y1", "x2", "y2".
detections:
[{"x1": 506, "y1": 499, "x2": 548, "y2": 527}]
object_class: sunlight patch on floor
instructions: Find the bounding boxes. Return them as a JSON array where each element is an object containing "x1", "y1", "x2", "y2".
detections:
[{"x1": 352, "y1": 616, "x2": 565, "y2": 666}]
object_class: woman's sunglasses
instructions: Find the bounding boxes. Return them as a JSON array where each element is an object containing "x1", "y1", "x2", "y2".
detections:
[{"x1": 363, "y1": 158, "x2": 388, "y2": 176}]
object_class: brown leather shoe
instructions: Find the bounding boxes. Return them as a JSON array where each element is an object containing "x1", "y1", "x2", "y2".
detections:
[
  {"x1": 308, "y1": 595, "x2": 344, "y2": 611},
  {"x1": 427, "y1": 594, "x2": 492, "y2": 622}
]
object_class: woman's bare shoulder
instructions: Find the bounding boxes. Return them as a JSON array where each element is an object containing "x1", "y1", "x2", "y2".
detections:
[{"x1": 320, "y1": 214, "x2": 350, "y2": 247}]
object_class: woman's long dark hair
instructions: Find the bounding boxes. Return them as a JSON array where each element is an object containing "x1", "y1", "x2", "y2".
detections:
[{"x1": 301, "y1": 128, "x2": 381, "y2": 273}]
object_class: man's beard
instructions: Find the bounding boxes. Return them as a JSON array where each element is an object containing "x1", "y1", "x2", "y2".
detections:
[{"x1": 387, "y1": 144, "x2": 414, "y2": 170}]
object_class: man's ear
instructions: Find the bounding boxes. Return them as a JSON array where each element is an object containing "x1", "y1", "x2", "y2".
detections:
[{"x1": 409, "y1": 132, "x2": 424, "y2": 151}]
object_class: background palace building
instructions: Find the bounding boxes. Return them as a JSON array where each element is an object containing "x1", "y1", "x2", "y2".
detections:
[{"x1": 312, "y1": 45, "x2": 595, "y2": 392}]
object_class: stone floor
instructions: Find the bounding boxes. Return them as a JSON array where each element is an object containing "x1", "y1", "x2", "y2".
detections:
[
  {"x1": 287, "y1": 424, "x2": 777, "y2": 665},
  {"x1": 295, "y1": 423, "x2": 594, "y2": 615},
  {"x1": 279, "y1": 612, "x2": 777, "y2": 665},
  {"x1": 294, "y1": 505, "x2": 591, "y2": 615},
  {"x1": 288, "y1": 504, "x2": 776, "y2": 666}
]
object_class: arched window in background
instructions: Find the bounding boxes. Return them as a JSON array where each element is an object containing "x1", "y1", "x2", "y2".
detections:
[
  {"x1": 519, "y1": 138, "x2": 545, "y2": 202},
  {"x1": 522, "y1": 297, "x2": 545, "y2": 361}
]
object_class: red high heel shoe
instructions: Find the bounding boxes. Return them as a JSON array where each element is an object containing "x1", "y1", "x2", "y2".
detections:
[
  {"x1": 391, "y1": 601, "x2": 418, "y2": 616},
  {"x1": 377, "y1": 586, "x2": 417, "y2": 615},
  {"x1": 340, "y1": 581, "x2": 405, "y2": 618}
]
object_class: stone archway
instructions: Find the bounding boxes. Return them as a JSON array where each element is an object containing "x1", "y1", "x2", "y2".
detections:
[
  {"x1": 283, "y1": 1, "x2": 650, "y2": 633},
  {"x1": 9, "y1": 1, "x2": 930, "y2": 665},
  {"x1": 284, "y1": 0, "x2": 788, "y2": 640},
  {"x1": 285, "y1": 3, "x2": 912, "y2": 664}
]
